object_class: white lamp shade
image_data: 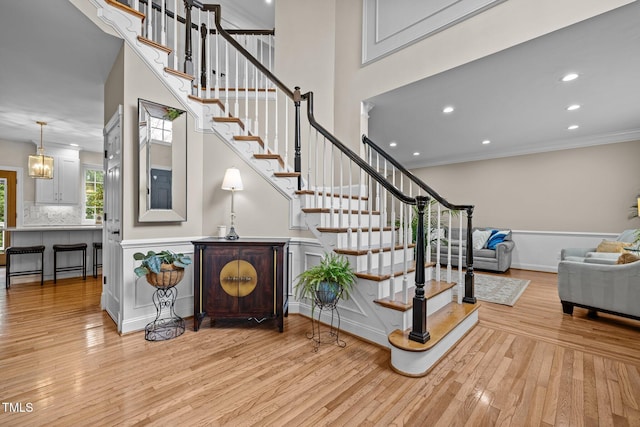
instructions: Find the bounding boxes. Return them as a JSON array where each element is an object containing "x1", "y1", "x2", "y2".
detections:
[{"x1": 221, "y1": 167, "x2": 243, "y2": 191}]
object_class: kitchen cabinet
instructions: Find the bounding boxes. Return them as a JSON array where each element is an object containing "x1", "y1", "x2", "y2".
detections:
[{"x1": 36, "y1": 156, "x2": 80, "y2": 205}]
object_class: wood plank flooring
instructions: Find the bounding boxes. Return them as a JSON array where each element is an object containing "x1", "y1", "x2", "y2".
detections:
[{"x1": 1, "y1": 270, "x2": 639, "y2": 426}]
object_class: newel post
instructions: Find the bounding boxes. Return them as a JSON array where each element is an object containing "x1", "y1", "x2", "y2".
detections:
[
  {"x1": 183, "y1": 0, "x2": 194, "y2": 76},
  {"x1": 409, "y1": 195, "x2": 430, "y2": 343},
  {"x1": 463, "y1": 206, "x2": 476, "y2": 304},
  {"x1": 294, "y1": 86, "x2": 302, "y2": 191}
]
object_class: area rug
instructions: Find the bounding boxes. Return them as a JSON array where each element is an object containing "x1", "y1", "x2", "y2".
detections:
[{"x1": 473, "y1": 273, "x2": 530, "y2": 306}]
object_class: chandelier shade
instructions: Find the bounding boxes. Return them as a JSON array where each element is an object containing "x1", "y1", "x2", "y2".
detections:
[{"x1": 28, "y1": 121, "x2": 54, "y2": 179}]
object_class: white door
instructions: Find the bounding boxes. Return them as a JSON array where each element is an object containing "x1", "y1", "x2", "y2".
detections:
[{"x1": 103, "y1": 106, "x2": 124, "y2": 331}]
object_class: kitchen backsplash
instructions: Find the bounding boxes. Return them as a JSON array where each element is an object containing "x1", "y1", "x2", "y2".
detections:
[{"x1": 23, "y1": 202, "x2": 84, "y2": 226}]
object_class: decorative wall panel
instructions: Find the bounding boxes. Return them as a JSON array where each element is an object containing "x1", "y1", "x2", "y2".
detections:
[{"x1": 362, "y1": 0, "x2": 506, "y2": 64}]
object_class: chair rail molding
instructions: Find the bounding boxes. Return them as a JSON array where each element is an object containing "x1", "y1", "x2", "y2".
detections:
[{"x1": 362, "y1": 0, "x2": 506, "y2": 64}]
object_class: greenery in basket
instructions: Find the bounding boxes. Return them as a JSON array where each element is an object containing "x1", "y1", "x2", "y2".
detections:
[
  {"x1": 133, "y1": 250, "x2": 192, "y2": 277},
  {"x1": 295, "y1": 252, "x2": 357, "y2": 305}
]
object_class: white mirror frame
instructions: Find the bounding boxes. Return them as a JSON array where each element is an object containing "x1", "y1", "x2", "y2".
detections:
[{"x1": 137, "y1": 98, "x2": 187, "y2": 222}]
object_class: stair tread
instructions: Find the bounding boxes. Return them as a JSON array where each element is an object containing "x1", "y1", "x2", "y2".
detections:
[
  {"x1": 188, "y1": 95, "x2": 224, "y2": 110},
  {"x1": 234, "y1": 135, "x2": 265, "y2": 148},
  {"x1": 374, "y1": 280, "x2": 456, "y2": 311},
  {"x1": 296, "y1": 190, "x2": 369, "y2": 201},
  {"x1": 316, "y1": 226, "x2": 394, "y2": 234},
  {"x1": 137, "y1": 36, "x2": 171, "y2": 54},
  {"x1": 388, "y1": 302, "x2": 480, "y2": 351},
  {"x1": 212, "y1": 116, "x2": 245, "y2": 131},
  {"x1": 164, "y1": 67, "x2": 194, "y2": 81},
  {"x1": 106, "y1": 0, "x2": 144, "y2": 19},
  {"x1": 274, "y1": 172, "x2": 301, "y2": 177},
  {"x1": 302, "y1": 208, "x2": 380, "y2": 215},
  {"x1": 356, "y1": 261, "x2": 416, "y2": 282},
  {"x1": 334, "y1": 243, "x2": 416, "y2": 256}
]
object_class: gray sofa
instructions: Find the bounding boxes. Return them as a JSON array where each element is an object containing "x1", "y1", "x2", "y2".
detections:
[
  {"x1": 558, "y1": 229, "x2": 640, "y2": 321},
  {"x1": 431, "y1": 227, "x2": 515, "y2": 273}
]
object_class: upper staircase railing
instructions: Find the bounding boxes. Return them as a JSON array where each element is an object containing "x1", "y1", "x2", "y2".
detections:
[{"x1": 105, "y1": 0, "x2": 476, "y2": 343}]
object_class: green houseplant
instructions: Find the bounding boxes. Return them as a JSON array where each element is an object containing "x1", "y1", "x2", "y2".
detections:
[
  {"x1": 295, "y1": 252, "x2": 357, "y2": 308},
  {"x1": 133, "y1": 250, "x2": 192, "y2": 287}
]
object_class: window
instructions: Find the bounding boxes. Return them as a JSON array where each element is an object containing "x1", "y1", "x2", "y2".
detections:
[
  {"x1": 149, "y1": 116, "x2": 173, "y2": 144},
  {"x1": 84, "y1": 165, "x2": 104, "y2": 221}
]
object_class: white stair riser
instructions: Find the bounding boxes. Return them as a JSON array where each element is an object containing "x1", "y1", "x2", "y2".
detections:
[
  {"x1": 344, "y1": 250, "x2": 415, "y2": 272},
  {"x1": 303, "y1": 212, "x2": 381, "y2": 229},
  {"x1": 298, "y1": 194, "x2": 369, "y2": 211},
  {"x1": 319, "y1": 230, "x2": 394, "y2": 250}
]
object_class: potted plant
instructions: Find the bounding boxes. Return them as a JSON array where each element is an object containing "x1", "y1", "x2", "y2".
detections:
[
  {"x1": 295, "y1": 252, "x2": 357, "y2": 308},
  {"x1": 133, "y1": 250, "x2": 192, "y2": 287}
]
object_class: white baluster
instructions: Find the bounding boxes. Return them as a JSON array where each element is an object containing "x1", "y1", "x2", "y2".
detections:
[
  {"x1": 146, "y1": 0, "x2": 152, "y2": 40},
  {"x1": 224, "y1": 39, "x2": 229, "y2": 113},
  {"x1": 329, "y1": 144, "x2": 335, "y2": 228},
  {"x1": 458, "y1": 212, "x2": 463, "y2": 304},
  {"x1": 254, "y1": 64, "x2": 259, "y2": 136},
  {"x1": 161, "y1": 0, "x2": 166, "y2": 46},
  {"x1": 172, "y1": 0, "x2": 177, "y2": 70},
  {"x1": 244, "y1": 57, "x2": 249, "y2": 135},
  {"x1": 436, "y1": 204, "x2": 442, "y2": 282},
  {"x1": 234, "y1": 39, "x2": 239, "y2": 118}
]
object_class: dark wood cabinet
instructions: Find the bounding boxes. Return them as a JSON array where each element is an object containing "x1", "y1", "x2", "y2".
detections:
[{"x1": 192, "y1": 238, "x2": 289, "y2": 332}]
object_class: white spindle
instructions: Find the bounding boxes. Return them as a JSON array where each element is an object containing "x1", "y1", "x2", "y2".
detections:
[
  {"x1": 274, "y1": 89, "x2": 279, "y2": 157},
  {"x1": 284, "y1": 95, "x2": 289, "y2": 167},
  {"x1": 161, "y1": 0, "x2": 166, "y2": 46},
  {"x1": 329, "y1": 144, "x2": 335, "y2": 229},
  {"x1": 146, "y1": 0, "x2": 152, "y2": 40},
  {"x1": 264, "y1": 73, "x2": 269, "y2": 154},
  {"x1": 172, "y1": 0, "x2": 178, "y2": 70},
  {"x1": 214, "y1": 26, "x2": 219, "y2": 100},
  {"x1": 244, "y1": 57, "x2": 249, "y2": 135},
  {"x1": 224, "y1": 39, "x2": 229, "y2": 112},
  {"x1": 322, "y1": 137, "x2": 327, "y2": 209},
  {"x1": 234, "y1": 41, "x2": 239, "y2": 118},
  {"x1": 254, "y1": 64, "x2": 259, "y2": 135},
  {"x1": 338, "y1": 153, "x2": 344, "y2": 228},
  {"x1": 436, "y1": 204, "x2": 442, "y2": 282}
]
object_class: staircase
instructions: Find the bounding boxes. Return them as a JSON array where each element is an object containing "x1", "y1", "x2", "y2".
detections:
[{"x1": 91, "y1": 0, "x2": 480, "y2": 376}]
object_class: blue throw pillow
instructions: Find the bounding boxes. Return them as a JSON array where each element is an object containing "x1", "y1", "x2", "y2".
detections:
[{"x1": 486, "y1": 231, "x2": 509, "y2": 250}]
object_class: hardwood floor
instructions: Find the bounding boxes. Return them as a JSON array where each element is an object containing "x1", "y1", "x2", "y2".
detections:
[{"x1": 1, "y1": 270, "x2": 639, "y2": 426}]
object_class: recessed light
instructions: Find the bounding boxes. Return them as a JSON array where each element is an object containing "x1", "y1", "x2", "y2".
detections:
[
  {"x1": 69, "y1": 143, "x2": 79, "y2": 147},
  {"x1": 442, "y1": 106, "x2": 454, "y2": 114},
  {"x1": 568, "y1": 125, "x2": 579, "y2": 130},
  {"x1": 413, "y1": 152, "x2": 420, "y2": 156},
  {"x1": 561, "y1": 73, "x2": 579, "y2": 82},
  {"x1": 567, "y1": 104, "x2": 581, "y2": 111},
  {"x1": 389, "y1": 141, "x2": 397, "y2": 147},
  {"x1": 482, "y1": 140, "x2": 491, "y2": 145}
]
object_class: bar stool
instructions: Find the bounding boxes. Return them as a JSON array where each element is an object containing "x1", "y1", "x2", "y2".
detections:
[
  {"x1": 93, "y1": 242, "x2": 103, "y2": 278},
  {"x1": 53, "y1": 243, "x2": 87, "y2": 284},
  {"x1": 5, "y1": 245, "x2": 46, "y2": 289}
]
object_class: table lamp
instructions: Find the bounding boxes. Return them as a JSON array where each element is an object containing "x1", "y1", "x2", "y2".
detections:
[{"x1": 221, "y1": 167, "x2": 243, "y2": 240}]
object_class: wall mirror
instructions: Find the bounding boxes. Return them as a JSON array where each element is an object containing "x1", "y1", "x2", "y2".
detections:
[{"x1": 138, "y1": 98, "x2": 187, "y2": 222}]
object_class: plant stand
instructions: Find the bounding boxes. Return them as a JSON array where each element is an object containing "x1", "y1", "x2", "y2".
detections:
[
  {"x1": 145, "y1": 285, "x2": 185, "y2": 341},
  {"x1": 307, "y1": 291, "x2": 346, "y2": 352}
]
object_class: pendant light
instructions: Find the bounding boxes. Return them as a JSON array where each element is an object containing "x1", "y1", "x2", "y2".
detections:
[{"x1": 28, "y1": 121, "x2": 54, "y2": 179}]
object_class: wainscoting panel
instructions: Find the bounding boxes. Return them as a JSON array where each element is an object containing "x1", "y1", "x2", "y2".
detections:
[{"x1": 362, "y1": 0, "x2": 505, "y2": 63}]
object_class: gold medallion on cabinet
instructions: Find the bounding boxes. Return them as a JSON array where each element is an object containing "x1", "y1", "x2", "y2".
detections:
[{"x1": 219, "y1": 259, "x2": 258, "y2": 297}]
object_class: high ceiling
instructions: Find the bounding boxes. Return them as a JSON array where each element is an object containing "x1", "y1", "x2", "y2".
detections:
[
  {"x1": 367, "y1": 1, "x2": 640, "y2": 168},
  {"x1": 0, "y1": 0, "x2": 637, "y2": 168}
]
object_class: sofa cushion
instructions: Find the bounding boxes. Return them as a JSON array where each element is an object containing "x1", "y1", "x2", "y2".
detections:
[
  {"x1": 472, "y1": 229, "x2": 492, "y2": 250},
  {"x1": 596, "y1": 240, "x2": 632, "y2": 253},
  {"x1": 486, "y1": 230, "x2": 510, "y2": 250},
  {"x1": 584, "y1": 252, "x2": 620, "y2": 265},
  {"x1": 475, "y1": 248, "x2": 498, "y2": 258}
]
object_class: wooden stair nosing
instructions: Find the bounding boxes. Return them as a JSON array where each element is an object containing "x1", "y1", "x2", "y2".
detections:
[
  {"x1": 316, "y1": 226, "x2": 394, "y2": 234},
  {"x1": 253, "y1": 153, "x2": 285, "y2": 169},
  {"x1": 106, "y1": 0, "x2": 145, "y2": 20},
  {"x1": 374, "y1": 280, "x2": 456, "y2": 312},
  {"x1": 213, "y1": 116, "x2": 245, "y2": 131},
  {"x1": 301, "y1": 208, "x2": 380, "y2": 216},
  {"x1": 295, "y1": 190, "x2": 369, "y2": 201},
  {"x1": 187, "y1": 95, "x2": 224, "y2": 111},
  {"x1": 234, "y1": 135, "x2": 265, "y2": 148},
  {"x1": 388, "y1": 302, "x2": 480, "y2": 352},
  {"x1": 164, "y1": 67, "x2": 194, "y2": 81},
  {"x1": 333, "y1": 243, "x2": 417, "y2": 256},
  {"x1": 273, "y1": 172, "x2": 301, "y2": 178},
  {"x1": 137, "y1": 36, "x2": 171, "y2": 54},
  {"x1": 356, "y1": 263, "x2": 416, "y2": 282}
]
